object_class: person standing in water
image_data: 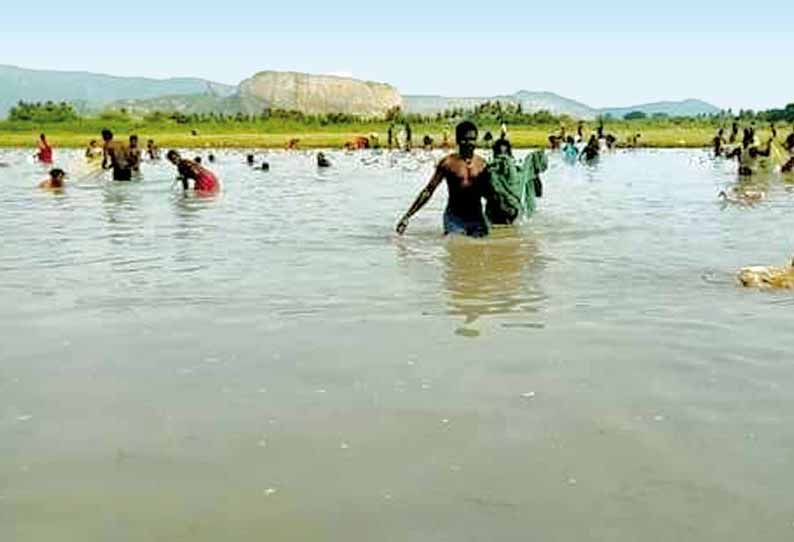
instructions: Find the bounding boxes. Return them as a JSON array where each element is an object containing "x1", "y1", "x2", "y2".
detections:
[
  {"x1": 85, "y1": 139, "x2": 102, "y2": 160},
  {"x1": 146, "y1": 139, "x2": 160, "y2": 160},
  {"x1": 166, "y1": 150, "x2": 220, "y2": 193},
  {"x1": 129, "y1": 135, "x2": 142, "y2": 177},
  {"x1": 38, "y1": 168, "x2": 66, "y2": 190},
  {"x1": 713, "y1": 128, "x2": 726, "y2": 157},
  {"x1": 101, "y1": 129, "x2": 133, "y2": 181},
  {"x1": 396, "y1": 121, "x2": 490, "y2": 237},
  {"x1": 36, "y1": 134, "x2": 53, "y2": 164},
  {"x1": 404, "y1": 122, "x2": 413, "y2": 151},
  {"x1": 725, "y1": 128, "x2": 771, "y2": 176},
  {"x1": 580, "y1": 135, "x2": 600, "y2": 162}
]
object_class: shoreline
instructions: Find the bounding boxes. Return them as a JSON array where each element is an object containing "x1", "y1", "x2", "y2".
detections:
[{"x1": 0, "y1": 126, "x2": 738, "y2": 150}]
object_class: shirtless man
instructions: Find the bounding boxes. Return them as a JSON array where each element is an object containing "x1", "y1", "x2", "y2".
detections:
[
  {"x1": 146, "y1": 139, "x2": 160, "y2": 160},
  {"x1": 101, "y1": 129, "x2": 132, "y2": 181},
  {"x1": 129, "y1": 135, "x2": 142, "y2": 176},
  {"x1": 38, "y1": 168, "x2": 66, "y2": 190},
  {"x1": 396, "y1": 121, "x2": 491, "y2": 237}
]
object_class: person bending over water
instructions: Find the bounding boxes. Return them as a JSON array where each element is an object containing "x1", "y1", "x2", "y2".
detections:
[
  {"x1": 38, "y1": 168, "x2": 65, "y2": 190},
  {"x1": 101, "y1": 129, "x2": 133, "y2": 181},
  {"x1": 36, "y1": 134, "x2": 53, "y2": 164},
  {"x1": 167, "y1": 150, "x2": 220, "y2": 193},
  {"x1": 396, "y1": 121, "x2": 490, "y2": 237}
]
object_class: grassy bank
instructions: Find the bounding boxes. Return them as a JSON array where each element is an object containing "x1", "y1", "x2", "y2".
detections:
[{"x1": 0, "y1": 119, "x2": 782, "y2": 149}]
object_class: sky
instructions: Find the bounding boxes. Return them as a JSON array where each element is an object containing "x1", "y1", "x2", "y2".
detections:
[{"x1": 1, "y1": 0, "x2": 791, "y2": 111}]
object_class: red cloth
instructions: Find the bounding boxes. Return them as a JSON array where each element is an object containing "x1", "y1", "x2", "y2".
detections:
[
  {"x1": 38, "y1": 143, "x2": 53, "y2": 163},
  {"x1": 194, "y1": 170, "x2": 219, "y2": 192}
]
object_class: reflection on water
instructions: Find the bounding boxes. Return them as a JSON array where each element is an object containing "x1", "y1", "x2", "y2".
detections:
[
  {"x1": 442, "y1": 227, "x2": 545, "y2": 326},
  {"x1": 3, "y1": 148, "x2": 794, "y2": 541}
]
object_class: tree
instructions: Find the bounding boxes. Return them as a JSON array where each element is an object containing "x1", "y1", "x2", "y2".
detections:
[{"x1": 624, "y1": 111, "x2": 648, "y2": 120}]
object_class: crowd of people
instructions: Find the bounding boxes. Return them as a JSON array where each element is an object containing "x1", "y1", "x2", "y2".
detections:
[{"x1": 29, "y1": 119, "x2": 794, "y2": 245}]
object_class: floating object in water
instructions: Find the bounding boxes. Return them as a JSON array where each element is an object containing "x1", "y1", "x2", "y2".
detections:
[
  {"x1": 718, "y1": 188, "x2": 765, "y2": 205},
  {"x1": 737, "y1": 258, "x2": 794, "y2": 289}
]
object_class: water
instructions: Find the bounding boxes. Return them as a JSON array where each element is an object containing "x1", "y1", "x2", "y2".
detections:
[{"x1": 2, "y1": 148, "x2": 794, "y2": 541}]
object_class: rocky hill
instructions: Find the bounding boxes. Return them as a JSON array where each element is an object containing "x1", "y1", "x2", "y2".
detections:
[{"x1": 236, "y1": 71, "x2": 402, "y2": 116}]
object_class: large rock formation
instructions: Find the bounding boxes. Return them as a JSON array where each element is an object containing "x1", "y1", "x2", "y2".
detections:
[{"x1": 237, "y1": 71, "x2": 402, "y2": 116}]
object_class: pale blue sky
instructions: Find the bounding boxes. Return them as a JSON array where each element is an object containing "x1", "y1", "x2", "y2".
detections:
[{"x1": 2, "y1": 0, "x2": 791, "y2": 110}]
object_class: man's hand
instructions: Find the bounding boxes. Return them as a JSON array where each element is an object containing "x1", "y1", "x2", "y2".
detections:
[{"x1": 396, "y1": 218, "x2": 409, "y2": 235}]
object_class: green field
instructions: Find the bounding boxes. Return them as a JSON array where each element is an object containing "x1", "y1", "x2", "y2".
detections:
[{"x1": 0, "y1": 118, "x2": 781, "y2": 149}]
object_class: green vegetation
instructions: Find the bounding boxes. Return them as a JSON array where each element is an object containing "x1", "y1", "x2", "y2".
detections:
[{"x1": 0, "y1": 101, "x2": 791, "y2": 149}]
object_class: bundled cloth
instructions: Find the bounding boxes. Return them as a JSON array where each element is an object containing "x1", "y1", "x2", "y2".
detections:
[{"x1": 485, "y1": 151, "x2": 547, "y2": 225}]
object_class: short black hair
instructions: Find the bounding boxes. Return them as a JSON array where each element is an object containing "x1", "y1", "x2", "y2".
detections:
[
  {"x1": 101, "y1": 129, "x2": 113, "y2": 140},
  {"x1": 455, "y1": 121, "x2": 478, "y2": 142},
  {"x1": 49, "y1": 168, "x2": 65, "y2": 177},
  {"x1": 492, "y1": 138, "x2": 512, "y2": 157},
  {"x1": 166, "y1": 150, "x2": 180, "y2": 161}
]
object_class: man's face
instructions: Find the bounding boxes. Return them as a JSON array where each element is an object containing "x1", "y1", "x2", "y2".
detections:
[{"x1": 459, "y1": 130, "x2": 477, "y2": 153}]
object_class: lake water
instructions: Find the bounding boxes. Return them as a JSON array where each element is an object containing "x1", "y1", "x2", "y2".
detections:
[{"x1": 2, "y1": 147, "x2": 794, "y2": 541}]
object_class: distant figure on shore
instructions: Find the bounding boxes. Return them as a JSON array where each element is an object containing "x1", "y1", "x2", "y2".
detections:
[
  {"x1": 146, "y1": 139, "x2": 160, "y2": 160},
  {"x1": 500, "y1": 123, "x2": 508, "y2": 139},
  {"x1": 725, "y1": 128, "x2": 771, "y2": 176},
  {"x1": 85, "y1": 139, "x2": 102, "y2": 160},
  {"x1": 36, "y1": 134, "x2": 53, "y2": 164},
  {"x1": 317, "y1": 152, "x2": 332, "y2": 168},
  {"x1": 576, "y1": 122, "x2": 584, "y2": 143},
  {"x1": 396, "y1": 121, "x2": 490, "y2": 238},
  {"x1": 404, "y1": 123, "x2": 413, "y2": 151},
  {"x1": 713, "y1": 128, "x2": 726, "y2": 157},
  {"x1": 167, "y1": 150, "x2": 220, "y2": 193},
  {"x1": 38, "y1": 168, "x2": 65, "y2": 191},
  {"x1": 101, "y1": 129, "x2": 133, "y2": 181},
  {"x1": 387, "y1": 125, "x2": 395, "y2": 150},
  {"x1": 580, "y1": 135, "x2": 600, "y2": 162},
  {"x1": 129, "y1": 135, "x2": 142, "y2": 176},
  {"x1": 441, "y1": 130, "x2": 451, "y2": 149},
  {"x1": 286, "y1": 138, "x2": 300, "y2": 150}
]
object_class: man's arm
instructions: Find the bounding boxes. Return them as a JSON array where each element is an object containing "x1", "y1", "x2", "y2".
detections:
[
  {"x1": 396, "y1": 160, "x2": 445, "y2": 234},
  {"x1": 102, "y1": 146, "x2": 110, "y2": 170},
  {"x1": 725, "y1": 147, "x2": 741, "y2": 159}
]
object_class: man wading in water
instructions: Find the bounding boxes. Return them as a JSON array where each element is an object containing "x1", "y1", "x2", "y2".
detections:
[
  {"x1": 101, "y1": 129, "x2": 133, "y2": 181},
  {"x1": 396, "y1": 121, "x2": 491, "y2": 237}
]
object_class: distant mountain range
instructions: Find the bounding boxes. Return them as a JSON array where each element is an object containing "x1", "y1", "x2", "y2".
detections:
[
  {"x1": 0, "y1": 64, "x2": 721, "y2": 120},
  {"x1": 403, "y1": 93, "x2": 720, "y2": 119},
  {"x1": 0, "y1": 65, "x2": 235, "y2": 116}
]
